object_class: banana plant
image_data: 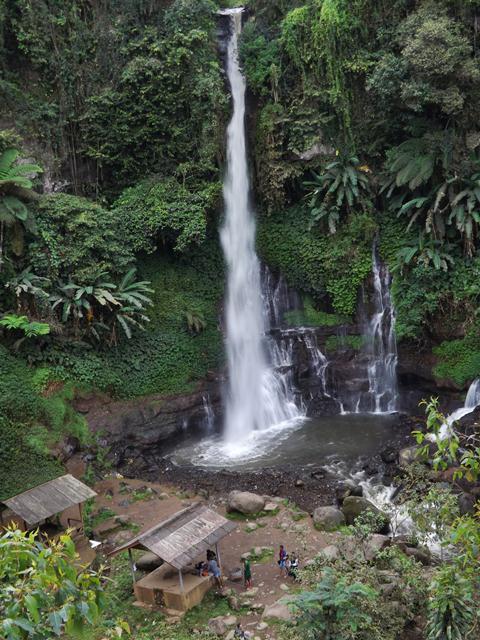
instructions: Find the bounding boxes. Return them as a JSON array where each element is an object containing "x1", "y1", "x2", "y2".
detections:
[
  {"x1": 395, "y1": 233, "x2": 455, "y2": 272},
  {"x1": 5, "y1": 267, "x2": 51, "y2": 314},
  {"x1": 0, "y1": 149, "x2": 42, "y2": 269},
  {"x1": 304, "y1": 153, "x2": 370, "y2": 234},
  {"x1": 67, "y1": 271, "x2": 120, "y2": 307},
  {"x1": 448, "y1": 169, "x2": 480, "y2": 257},
  {"x1": 109, "y1": 269, "x2": 153, "y2": 345}
]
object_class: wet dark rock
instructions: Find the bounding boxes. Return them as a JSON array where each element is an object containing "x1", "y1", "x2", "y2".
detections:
[
  {"x1": 380, "y1": 447, "x2": 397, "y2": 464},
  {"x1": 404, "y1": 545, "x2": 431, "y2": 566},
  {"x1": 335, "y1": 483, "x2": 363, "y2": 506},
  {"x1": 458, "y1": 492, "x2": 477, "y2": 515}
]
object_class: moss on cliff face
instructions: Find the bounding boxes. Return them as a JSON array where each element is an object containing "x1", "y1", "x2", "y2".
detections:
[{"x1": 257, "y1": 206, "x2": 376, "y2": 317}]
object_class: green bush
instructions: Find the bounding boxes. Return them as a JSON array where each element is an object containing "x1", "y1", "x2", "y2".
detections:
[
  {"x1": 30, "y1": 194, "x2": 134, "y2": 282},
  {"x1": 113, "y1": 177, "x2": 221, "y2": 254},
  {"x1": 325, "y1": 334, "x2": 363, "y2": 352},
  {"x1": 433, "y1": 332, "x2": 480, "y2": 387},
  {"x1": 40, "y1": 243, "x2": 224, "y2": 398},
  {"x1": 0, "y1": 346, "x2": 88, "y2": 498},
  {"x1": 0, "y1": 416, "x2": 63, "y2": 500}
]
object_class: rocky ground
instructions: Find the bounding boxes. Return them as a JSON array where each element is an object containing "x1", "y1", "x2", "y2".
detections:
[{"x1": 68, "y1": 450, "x2": 437, "y2": 640}]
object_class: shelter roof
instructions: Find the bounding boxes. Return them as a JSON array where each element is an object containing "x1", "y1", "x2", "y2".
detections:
[
  {"x1": 109, "y1": 502, "x2": 236, "y2": 569},
  {"x1": 1, "y1": 474, "x2": 97, "y2": 526}
]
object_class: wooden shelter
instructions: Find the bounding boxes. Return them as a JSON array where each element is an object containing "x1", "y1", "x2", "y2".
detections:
[
  {"x1": 0, "y1": 474, "x2": 96, "y2": 534},
  {"x1": 109, "y1": 502, "x2": 236, "y2": 612}
]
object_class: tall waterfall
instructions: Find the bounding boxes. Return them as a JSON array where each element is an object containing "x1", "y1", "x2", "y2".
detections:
[
  {"x1": 357, "y1": 245, "x2": 399, "y2": 413},
  {"x1": 220, "y1": 8, "x2": 301, "y2": 443}
]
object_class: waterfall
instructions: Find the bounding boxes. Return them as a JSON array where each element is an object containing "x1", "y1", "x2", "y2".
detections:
[
  {"x1": 220, "y1": 8, "x2": 301, "y2": 444},
  {"x1": 356, "y1": 245, "x2": 399, "y2": 413},
  {"x1": 465, "y1": 378, "x2": 480, "y2": 409},
  {"x1": 202, "y1": 394, "x2": 215, "y2": 433},
  {"x1": 440, "y1": 378, "x2": 480, "y2": 438}
]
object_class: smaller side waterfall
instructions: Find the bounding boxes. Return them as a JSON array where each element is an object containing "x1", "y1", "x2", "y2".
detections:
[
  {"x1": 357, "y1": 246, "x2": 399, "y2": 413},
  {"x1": 202, "y1": 394, "x2": 215, "y2": 433},
  {"x1": 465, "y1": 378, "x2": 480, "y2": 408},
  {"x1": 441, "y1": 378, "x2": 480, "y2": 435}
]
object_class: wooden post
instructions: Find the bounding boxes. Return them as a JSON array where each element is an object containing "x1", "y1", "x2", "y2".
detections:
[
  {"x1": 128, "y1": 549, "x2": 136, "y2": 587},
  {"x1": 215, "y1": 543, "x2": 222, "y2": 571},
  {"x1": 178, "y1": 569, "x2": 184, "y2": 593}
]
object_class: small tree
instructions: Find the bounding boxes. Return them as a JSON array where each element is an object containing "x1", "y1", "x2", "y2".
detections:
[
  {"x1": 0, "y1": 527, "x2": 105, "y2": 639},
  {"x1": 290, "y1": 566, "x2": 377, "y2": 640}
]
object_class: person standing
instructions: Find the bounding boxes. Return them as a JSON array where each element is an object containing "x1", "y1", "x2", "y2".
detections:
[
  {"x1": 278, "y1": 544, "x2": 287, "y2": 576},
  {"x1": 242, "y1": 557, "x2": 252, "y2": 589},
  {"x1": 208, "y1": 554, "x2": 223, "y2": 588}
]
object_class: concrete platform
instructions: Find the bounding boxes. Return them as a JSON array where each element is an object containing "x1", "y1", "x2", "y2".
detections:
[{"x1": 134, "y1": 564, "x2": 213, "y2": 612}]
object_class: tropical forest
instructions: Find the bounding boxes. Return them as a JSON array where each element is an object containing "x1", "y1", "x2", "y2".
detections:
[{"x1": 1, "y1": 0, "x2": 480, "y2": 639}]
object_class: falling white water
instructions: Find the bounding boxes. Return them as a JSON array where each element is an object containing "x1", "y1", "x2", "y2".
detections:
[
  {"x1": 220, "y1": 9, "x2": 301, "y2": 446},
  {"x1": 202, "y1": 394, "x2": 215, "y2": 433},
  {"x1": 355, "y1": 245, "x2": 399, "y2": 414},
  {"x1": 438, "y1": 378, "x2": 480, "y2": 439}
]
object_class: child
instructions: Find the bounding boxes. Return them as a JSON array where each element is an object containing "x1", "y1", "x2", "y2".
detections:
[
  {"x1": 278, "y1": 544, "x2": 287, "y2": 576},
  {"x1": 242, "y1": 557, "x2": 252, "y2": 589}
]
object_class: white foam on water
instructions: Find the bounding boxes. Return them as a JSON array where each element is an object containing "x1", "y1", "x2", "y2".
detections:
[{"x1": 174, "y1": 415, "x2": 305, "y2": 469}]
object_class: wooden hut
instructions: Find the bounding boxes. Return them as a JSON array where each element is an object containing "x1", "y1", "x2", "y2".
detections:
[
  {"x1": 109, "y1": 502, "x2": 236, "y2": 613},
  {"x1": 0, "y1": 474, "x2": 97, "y2": 559}
]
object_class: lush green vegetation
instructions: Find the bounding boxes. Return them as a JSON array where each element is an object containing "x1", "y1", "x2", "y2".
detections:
[
  {"x1": 0, "y1": 528, "x2": 105, "y2": 639},
  {"x1": 245, "y1": 0, "x2": 480, "y2": 379},
  {"x1": 1, "y1": 1, "x2": 480, "y2": 636}
]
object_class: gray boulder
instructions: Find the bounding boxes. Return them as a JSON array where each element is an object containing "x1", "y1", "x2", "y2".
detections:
[
  {"x1": 404, "y1": 545, "x2": 431, "y2": 566},
  {"x1": 208, "y1": 617, "x2": 228, "y2": 636},
  {"x1": 318, "y1": 545, "x2": 340, "y2": 561},
  {"x1": 262, "y1": 600, "x2": 293, "y2": 622},
  {"x1": 399, "y1": 446, "x2": 419, "y2": 468},
  {"x1": 227, "y1": 491, "x2": 266, "y2": 515},
  {"x1": 363, "y1": 534, "x2": 391, "y2": 561},
  {"x1": 313, "y1": 506, "x2": 345, "y2": 531},
  {"x1": 136, "y1": 551, "x2": 163, "y2": 571},
  {"x1": 458, "y1": 492, "x2": 477, "y2": 516},
  {"x1": 341, "y1": 496, "x2": 389, "y2": 532}
]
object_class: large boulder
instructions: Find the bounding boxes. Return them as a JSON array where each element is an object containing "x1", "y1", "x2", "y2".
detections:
[
  {"x1": 208, "y1": 617, "x2": 228, "y2": 636},
  {"x1": 313, "y1": 506, "x2": 345, "y2": 531},
  {"x1": 341, "y1": 496, "x2": 389, "y2": 533},
  {"x1": 363, "y1": 534, "x2": 391, "y2": 561},
  {"x1": 136, "y1": 551, "x2": 163, "y2": 571},
  {"x1": 404, "y1": 545, "x2": 431, "y2": 566},
  {"x1": 227, "y1": 491, "x2": 266, "y2": 515},
  {"x1": 398, "y1": 447, "x2": 419, "y2": 468},
  {"x1": 262, "y1": 600, "x2": 293, "y2": 622},
  {"x1": 317, "y1": 545, "x2": 340, "y2": 561},
  {"x1": 458, "y1": 492, "x2": 477, "y2": 516}
]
